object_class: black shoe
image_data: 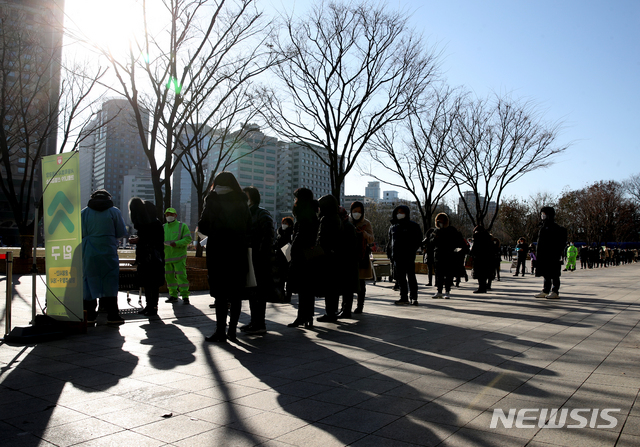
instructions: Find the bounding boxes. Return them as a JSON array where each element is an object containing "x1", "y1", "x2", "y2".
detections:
[
  {"x1": 138, "y1": 307, "x2": 148, "y2": 315},
  {"x1": 245, "y1": 326, "x2": 267, "y2": 335},
  {"x1": 353, "y1": 306, "x2": 363, "y2": 314},
  {"x1": 426, "y1": 283, "x2": 432, "y2": 287},
  {"x1": 304, "y1": 320, "x2": 313, "y2": 328},
  {"x1": 337, "y1": 310, "x2": 352, "y2": 319},
  {"x1": 411, "y1": 300, "x2": 419, "y2": 306},
  {"x1": 240, "y1": 323, "x2": 253, "y2": 332},
  {"x1": 288, "y1": 319, "x2": 304, "y2": 327},
  {"x1": 209, "y1": 302, "x2": 216, "y2": 308},
  {"x1": 317, "y1": 314, "x2": 338, "y2": 323},
  {"x1": 473, "y1": 289, "x2": 487, "y2": 294},
  {"x1": 227, "y1": 330, "x2": 237, "y2": 341},
  {"x1": 182, "y1": 298, "x2": 190, "y2": 305},
  {"x1": 395, "y1": 299, "x2": 410, "y2": 305},
  {"x1": 205, "y1": 332, "x2": 227, "y2": 342},
  {"x1": 165, "y1": 296, "x2": 179, "y2": 303},
  {"x1": 107, "y1": 316, "x2": 125, "y2": 325}
]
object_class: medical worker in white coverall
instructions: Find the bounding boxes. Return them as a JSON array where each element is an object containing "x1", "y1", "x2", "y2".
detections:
[{"x1": 163, "y1": 207, "x2": 192, "y2": 305}]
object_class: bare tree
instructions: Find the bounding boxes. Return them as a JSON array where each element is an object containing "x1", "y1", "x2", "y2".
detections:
[
  {"x1": 0, "y1": 8, "x2": 106, "y2": 256},
  {"x1": 622, "y1": 173, "x2": 640, "y2": 206},
  {"x1": 442, "y1": 94, "x2": 569, "y2": 230},
  {"x1": 258, "y1": 1, "x2": 440, "y2": 199},
  {"x1": 361, "y1": 85, "x2": 463, "y2": 232},
  {"x1": 87, "y1": 0, "x2": 274, "y2": 216}
]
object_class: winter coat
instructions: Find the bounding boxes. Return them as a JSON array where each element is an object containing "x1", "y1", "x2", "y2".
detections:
[
  {"x1": 535, "y1": 217, "x2": 567, "y2": 278},
  {"x1": 470, "y1": 230, "x2": 494, "y2": 279},
  {"x1": 387, "y1": 206, "x2": 422, "y2": 265},
  {"x1": 339, "y1": 218, "x2": 360, "y2": 293},
  {"x1": 135, "y1": 220, "x2": 165, "y2": 289},
  {"x1": 81, "y1": 198, "x2": 127, "y2": 300},
  {"x1": 431, "y1": 224, "x2": 466, "y2": 276},
  {"x1": 198, "y1": 190, "x2": 252, "y2": 298},
  {"x1": 351, "y1": 217, "x2": 374, "y2": 279},
  {"x1": 422, "y1": 228, "x2": 436, "y2": 265},
  {"x1": 248, "y1": 204, "x2": 275, "y2": 294},
  {"x1": 515, "y1": 242, "x2": 529, "y2": 260},
  {"x1": 288, "y1": 209, "x2": 319, "y2": 295},
  {"x1": 164, "y1": 220, "x2": 191, "y2": 264},
  {"x1": 314, "y1": 197, "x2": 342, "y2": 297}
]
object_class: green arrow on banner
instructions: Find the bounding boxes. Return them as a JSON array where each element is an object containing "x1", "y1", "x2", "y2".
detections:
[{"x1": 47, "y1": 191, "x2": 75, "y2": 234}]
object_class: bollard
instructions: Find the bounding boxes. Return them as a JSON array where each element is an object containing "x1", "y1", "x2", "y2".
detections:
[{"x1": 4, "y1": 251, "x2": 13, "y2": 337}]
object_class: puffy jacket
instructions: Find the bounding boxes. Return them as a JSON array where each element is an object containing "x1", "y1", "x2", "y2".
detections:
[{"x1": 387, "y1": 205, "x2": 422, "y2": 263}]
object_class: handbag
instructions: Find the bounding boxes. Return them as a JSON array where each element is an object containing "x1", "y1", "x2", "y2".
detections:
[{"x1": 246, "y1": 247, "x2": 257, "y2": 288}]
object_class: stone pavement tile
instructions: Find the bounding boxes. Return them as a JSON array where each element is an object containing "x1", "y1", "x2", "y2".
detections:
[
  {"x1": 371, "y1": 416, "x2": 457, "y2": 445},
  {"x1": 230, "y1": 389, "x2": 301, "y2": 412},
  {"x1": 455, "y1": 371, "x2": 533, "y2": 396},
  {"x1": 343, "y1": 376, "x2": 403, "y2": 395},
  {"x1": 132, "y1": 414, "x2": 217, "y2": 443},
  {"x1": 109, "y1": 378, "x2": 188, "y2": 403},
  {"x1": 273, "y1": 398, "x2": 348, "y2": 422},
  {"x1": 186, "y1": 401, "x2": 264, "y2": 425},
  {"x1": 5, "y1": 403, "x2": 90, "y2": 430},
  {"x1": 382, "y1": 382, "x2": 448, "y2": 403},
  {"x1": 194, "y1": 382, "x2": 262, "y2": 402},
  {"x1": 317, "y1": 406, "x2": 399, "y2": 433},
  {"x1": 1, "y1": 367, "x2": 61, "y2": 390},
  {"x1": 274, "y1": 421, "x2": 364, "y2": 447},
  {"x1": 463, "y1": 408, "x2": 540, "y2": 440},
  {"x1": 61, "y1": 393, "x2": 136, "y2": 416},
  {"x1": 97, "y1": 402, "x2": 178, "y2": 429},
  {"x1": 437, "y1": 427, "x2": 529, "y2": 447},
  {"x1": 0, "y1": 386, "x2": 31, "y2": 405},
  {"x1": 136, "y1": 370, "x2": 201, "y2": 386},
  {"x1": 410, "y1": 402, "x2": 484, "y2": 427},
  {"x1": 228, "y1": 410, "x2": 309, "y2": 439},
  {"x1": 349, "y1": 434, "x2": 422, "y2": 446},
  {"x1": 431, "y1": 389, "x2": 503, "y2": 411},
  {"x1": 39, "y1": 416, "x2": 124, "y2": 447},
  {"x1": 508, "y1": 378, "x2": 579, "y2": 406},
  {"x1": 174, "y1": 426, "x2": 269, "y2": 447},
  {"x1": 354, "y1": 393, "x2": 426, "y2": 416},
  {"x1": 0, "y1": 395, "x2": 57, "y2": 420},
  {"x1": 309, "y1": 385, "x2": 379, "y2": 407},
  {"x1": 620, "y1": 415, "x2": 640, "y2": 437},
  {"x1": 0, "y1": 420, "x2": 57, "y2": 447},
  {"x1": 72, "y1": 429, "x2": 166, "y2": 447},
  {"x1": 617, "y1": 434, "x2": 640, "y2": 447},
  {"x1": 147, "y1": 391, "x2": 222, "y2": 414},
  {"x1": 163, "y1": 375, "x2": 221, "y2": 393},
  {"x1": 271, "y1": 380, "x2": 334, "y2": 399},
  {"x1": 532, "y1": 426, "x2": 620, "y2": 447},
  {"x1": 267, "y1": 366, "x2": 324, "y2": 382},
  {"x1": 296, "y1": 371, "x2": 360, "y2": 387}
]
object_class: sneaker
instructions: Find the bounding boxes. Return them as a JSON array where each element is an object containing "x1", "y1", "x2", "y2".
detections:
[
  {"x1": 443, "y1": 293, "x2": 450, "y2": 299},
  {"x1": 546, "y1": 292, "x2": 559, "y2": 299},
  {"x1": 165, "y1": 296, "x2": 179, "y2": 303},
  {"x1": 411, "y1": 300, "x2": 419, "y2": 306},
  {"x1": 394, "y1": 299, "x2": 411, "y2": 305},
  {"x1": 182, "y1": 298, "x2": 190, "y2": 305},
  {"x1": 534, "y1": 292, "x2": 548, "y2": 298},
  {"x1": 431, "y1": 293, "x2": 443, "y2": 299}
]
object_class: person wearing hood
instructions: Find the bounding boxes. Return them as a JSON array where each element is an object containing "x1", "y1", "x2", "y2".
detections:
[
  {"x1": 315, "y1": 194, "x2": 343, "y2": 323},
  {"x1": 128, "y1": 198, "x2": 165, "y2": 316},
  {"x1": 275, "y1": 216, "x2": 294, "y2": 302},
  {"x1": 198, "y1": 172, "x2": 252, "y2": 342},
  {"x1": 339, "y1": 201, "x2": 374, "y2": 316},
  {"x1": 469, "y1": 226, "x2": 494, "y2": 293},
  {"x1": 430, "y1": 213, "x2": 466, "y2": 299},
  {"x1": 287, "y1": 188, "x2": 319, "y2": 328},
  {"x1": 81, "y1": 189, "x2": 127, "y2": 325},
  {"x1": 387, "y1": 205, "x2": 422, "y2": 305},
  {"x1": 534, "y1": 206, "x2": 567, "y2": 299}
]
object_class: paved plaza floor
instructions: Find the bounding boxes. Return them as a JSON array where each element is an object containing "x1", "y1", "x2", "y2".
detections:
[{"x1": 1, "y1": 262, "x2": 639, "y2": 446}]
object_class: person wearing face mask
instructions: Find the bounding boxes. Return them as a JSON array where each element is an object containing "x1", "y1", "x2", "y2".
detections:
[
  {"x1": 565, "y1": 242, "x2": 578, "y2": 272},
  {"x1": 430, "y1": 213, "x2": 466, "y2": 299},
  {"x1": 387, "y1": 205, "x2": 423, "y2": 305},
  {"x1": 163, "y1": 207, "x2": 192, "y2": 305},
  {"x1": 534, "y1": 206, "x2": 567, "y2": 299},
  {"x1": 198, "y1": 172, "x2": 252, "y2": 342},
  {"x1": 338, "y1": 201, "x2": 374, "y2": 316},
  {"x1": 275, "y1": 216, "x2": 294, "y2": 302}
]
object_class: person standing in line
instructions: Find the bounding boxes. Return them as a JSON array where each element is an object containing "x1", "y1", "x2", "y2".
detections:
[
  {"x1": 128, "y1": 198, "x2": 164, "y2": 317},
  {"x1": 579, "y1": 244, "x2": 589, "y2": 269},
  {"x1": 387, "y1": 205, "x2": 422, "y2": 305},
  {"x1": 163, "y1": 208, "x2": 192, "y2": 305},
  {"x1": 275, "y1": 216, "x2": 294, "y2": 303},
  {"x1": 565, "y1": 242, "x2": 578, "y2": 272},
  {"x1": 469, "y1": 226, "x2": 494, "y2": 294},
  {"x1": 422, "y1": 227, "x2": 436, "y2": 287},
  {"x1": 315, "y1": 195, "x2": 342, "y2": 323},
  {"x1": 534, "y1": 206, "x2": 567, "y2": 299},
  {"x1": 287, "y1": 188, "x2": 319, "y2": 328},
  {"x1": 492, "y1": 235, "x2": 502, "y2": 283},
  {"x1": 81, "y1": 189, "x2": 127, "y2": 325},
  {"x1": 431, "y1": 213, "x2": 465, "y2": 299},
  {"x1": 513, "y1": 237, "x2": 528, "y2": 277},
  {"x1": 242, "y1": 186, "x2": 275, "y2": 335},
  {"x1": 341, "y1": 201, "x2": 374, "y2": 315},
  {"x1": 529, "y1": 244, "x2": 537, "y2": 276},
  {"x1": 198, "y1": 172, "x2": 252, "y2": 342}
]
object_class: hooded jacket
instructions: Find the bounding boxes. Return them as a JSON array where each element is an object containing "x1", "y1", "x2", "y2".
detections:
[
  {"x1": 430, "y1": 213, "x2": 466, "y2": 273},
  {"x1": 350, "y1": 201, "x2": 374, "y2": 279},
  {"x1": 387, "y1": 205, "x2": 422, "y2": 263},
  {"x1": 535, "y1": 206, "x2": 567, "y2": 277}
]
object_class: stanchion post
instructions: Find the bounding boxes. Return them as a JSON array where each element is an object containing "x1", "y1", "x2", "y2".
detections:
[{"x1": 4, "y1": 251, "x2": 13, "y2": 337}]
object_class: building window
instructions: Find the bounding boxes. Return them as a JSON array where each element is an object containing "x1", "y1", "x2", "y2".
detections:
[
  {"x1": 254, "y1": 169, "x2": 264, "y2": 174},
  {"x1": 253, "y1": 176, "x2": 264, "y2": 181},
  {"x1": 240, "y1": 174, "x2": 252, "y2": 179}
]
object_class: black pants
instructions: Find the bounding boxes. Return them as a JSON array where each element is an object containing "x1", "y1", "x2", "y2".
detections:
[
  {"x1": 395, "y1": 261, "x2": 418, "y2": 300},
  {"x1": 296, "y1": 292, "x2": 315, "y2": 323},
  {"x1": 515, "y1": 257, "x2": 526, "y2": 275},
  {"x1": 435, "y1": 268, "x2": 454, "y2": 293},
  {"x1": 215, "y1": 296, "x2": 241, "y2": 335},
  {"x1": 341, "y1": 279, "x2": 366, "y2": 312},
  {"x1": 249, "y1": 292, "x2": 266, "y2": 329},
  {"x1": 543, "y1": 276, "x2": 560, "y2": 294},
  {"x1": 84, "y1": 297, "x2": 120, "y2": 321},
  {"x1": 143, "y1": 283, "x2": 159, "y2": 309}
]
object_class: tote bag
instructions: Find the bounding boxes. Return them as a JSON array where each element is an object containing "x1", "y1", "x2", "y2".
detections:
[{"x1": 246, "y1": 248, "x2": 257, "y2": 288}]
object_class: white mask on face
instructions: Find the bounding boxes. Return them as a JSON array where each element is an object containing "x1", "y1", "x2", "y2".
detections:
[
  {"x1": 215, "y1": 185, "x2": 233, "y2": 194},
  {"x1": 351, "y1": 212, "x2": 362, "y2": 221},
  {"x1": 541, "y1": 213, "x2": 547, "y2": 220},
  {"x1": 436, "y1": 222, "x2": 444, "y2": 229},
  {"x1": 282, "y1": 224, "x2": 289, "y2": 230},
  {"x1": 166, "y1": 216, "x2": 176, "y2": 223},
  {"x1": 397, "y1": 213, "x2": 406, "y2": 220}
]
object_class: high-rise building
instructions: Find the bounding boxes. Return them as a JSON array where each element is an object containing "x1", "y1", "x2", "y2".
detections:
[
  {"x1": 365, "y1": 181, "x2": 381, "y2": 202},
  {"x1": 121, "y1": 167, "x2": 157, "y2": 230},
  {"x1": 79, "y1": 98, "x2": 150, "y2": 211},
  {"x1": 0, "y1": 0, "x2": 65, "y2": 245},
  {"x1": 457, "y1": 191, "x2": 497, "y2": 222},
  {"x1": 381, "y1": 190, "x2": 399, "y2": 203}
]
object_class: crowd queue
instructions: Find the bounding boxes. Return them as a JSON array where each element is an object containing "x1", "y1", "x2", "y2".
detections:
[{"x1": 80, "y1": 173, "x2": 637, "y2": 340}]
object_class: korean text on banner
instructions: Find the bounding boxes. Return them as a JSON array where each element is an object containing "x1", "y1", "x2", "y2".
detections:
[{"x1": 41, "y1": 153, "x2": 83, "y2": 321}]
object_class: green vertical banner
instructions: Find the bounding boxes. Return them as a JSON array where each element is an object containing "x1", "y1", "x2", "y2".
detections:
[{"x1": 41, "y1": 152, "x2": 83, "y2": 322}]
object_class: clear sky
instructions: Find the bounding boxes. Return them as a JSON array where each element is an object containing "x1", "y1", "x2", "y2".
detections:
[
  {"x1": 335, "y1": 0, "x2": 640, "y2": 202},
  {"x1": 64, "y1": 0, "x2": 640, "y2": 204}
]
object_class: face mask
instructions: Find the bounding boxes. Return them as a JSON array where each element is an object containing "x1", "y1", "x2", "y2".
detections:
[
  {"x1": 282, "y1": 224, "x2": 289, "y2": 230},
  {"x1": 166, "y1": 216, "x2": 176, "y2": 223},
  {"x1": 541, "y1": 213, "x2": 547, "y2": 220},
  {"x1": 436, "y1": 222, "x2": 444, "y2": 229},
  {"x1": 351, "y1": 212, "x2": 362, "y2": 221},
  {"x1": 215, "y1": 185, "x2": 233, "y2": 194},
  {"x1": 397, "y1": 213, "x2": 405, "y2": 220}
]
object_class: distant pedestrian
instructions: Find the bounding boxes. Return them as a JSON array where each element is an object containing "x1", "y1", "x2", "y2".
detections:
[
  {"x1": 565, "y1": 242, "x2": 577, "y2": 272},
  {"x1": 422, "y1": 228, "x2": 436, "y2": 287},
  {"x1": 81, "y1": 189, "x2": 127, "y2": 325},
  {"x1": 387, "y1": 205, "x2": 422, "y2": 305},
  {"x1": 513, "y1": 237, "x2": 528, "y2": 276},
  {"x1": 275, "y1": 216, "x2": 294, "y2": 303},
  {"x1": 469, "y1": 226, "x2": 493, "y2": 294},
  {"x1": 198, "y1": 172, "x2": 252, "y2": 342},
  {"x1": 534, "y1": 207, "x2": 567, "y2": 299}
]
